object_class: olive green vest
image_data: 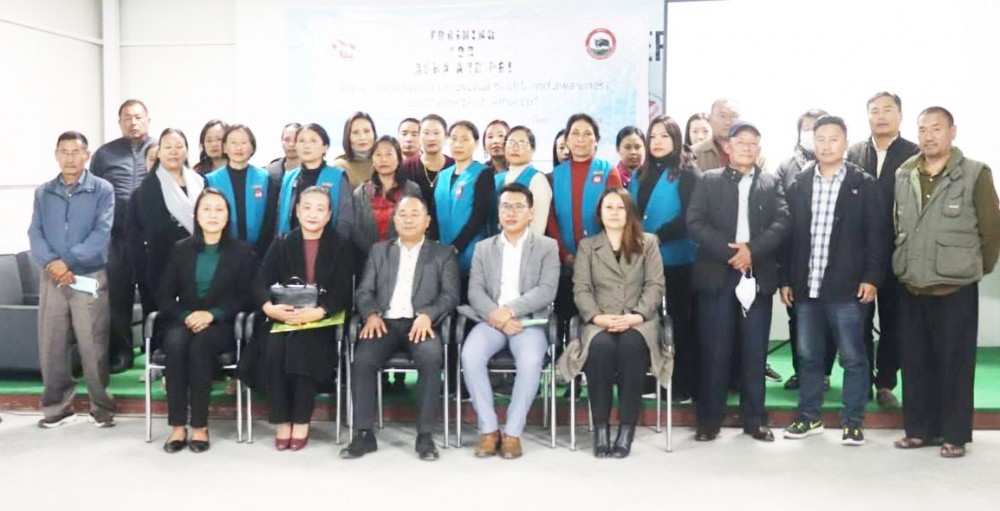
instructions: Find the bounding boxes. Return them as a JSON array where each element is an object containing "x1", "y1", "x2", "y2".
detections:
[{"x1": 893, "y1": 148, "x2": 985, "y2": 287}]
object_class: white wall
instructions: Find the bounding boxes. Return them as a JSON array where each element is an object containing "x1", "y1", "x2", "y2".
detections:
[{"x1": 0, "y1": 0, "x2": 102, "y2": 253}]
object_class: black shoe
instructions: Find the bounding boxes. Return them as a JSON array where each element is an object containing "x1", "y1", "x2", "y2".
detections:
[
  {"x1": 744, "y1": 426, "x2": 775, "y2": 442},
  {"x1": 109, "y1": 350, "x2": 134, "y2": 375},
  {"x1": 189, "y1": 439, "x2": 210, "y2": 453},
  {"x1": 612, "y1": 424, "x2": 636, "y2": 458},
  {"x1": 415, "y1": 433, "x2": 439, "y2": 461},
  {"x1": 694, "y1": 424, "x2": 720, "y2": 442},
  {"x1": 764, "y1": 364, "x2": 782, "y2": 383},
  {"x1": 340, "y1": 429, "x2": 378, "y2": 459},
  {"x1": 163, "y1": 435, "x2": 188, "y2": 453},
  {"x1": 593, "y1": 425, "x2": 611, "y2": 458},
  {"x1": 38, "y1": 410, "x2": 76, "y2": 429},
  {"x1": 783, "y1": 374, "x2": 800, "y2": 390}
]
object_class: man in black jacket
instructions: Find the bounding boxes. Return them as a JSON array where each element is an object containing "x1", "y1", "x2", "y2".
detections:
[
  {"x1": 845, "y1": 92, "x2": 919, "y2": 408},
  {"x1": 779, "y1": 116, "x2": 889, "y2": 446},
  {"x1": 687, "y1": 122, "x2": 789, "y2": 442}
]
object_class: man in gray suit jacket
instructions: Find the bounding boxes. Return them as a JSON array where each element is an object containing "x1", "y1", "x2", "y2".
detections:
[
  {"x1": 458, "y1": 183, "x2": 559, "y2": 459},
  {"x1": 342, "y1": 195, "x2": 460, "y2": 461}
]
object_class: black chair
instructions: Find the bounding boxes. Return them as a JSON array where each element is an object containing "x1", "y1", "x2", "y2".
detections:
[
  {"x1": 345, "y1": 313, "x2": 453, "y2": 448},
  {"x1": 244, "y1": 311, "x2": 350, "y2": 444},
  {"x1": 0, "y1": 253, "x2": 42, "y2": 373},
  {"x1": 453, "y1": 311, "x2": 559, "y2": 448},
  {"x1": 143, "y1": 311, "x2": 246, "y2": 443},
  {"x1": 567, "y1": 308, "x2": 674, "y2": 452}
]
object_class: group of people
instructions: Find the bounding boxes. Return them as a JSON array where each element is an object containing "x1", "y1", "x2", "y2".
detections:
[{"x1": 25, "y1": 91, "x2": 999, "y2": 461}]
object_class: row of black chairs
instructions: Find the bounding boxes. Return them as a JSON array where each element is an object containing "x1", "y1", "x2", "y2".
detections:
[{"x1": 142, "y1": 307, "x2": 674, "y2": 452}]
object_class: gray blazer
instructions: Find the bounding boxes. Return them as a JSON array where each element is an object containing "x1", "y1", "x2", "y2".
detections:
[
  {"x1": 351, "y1": 180, "x2": 423, "y2": 255},
  {"x1": 460, "y1": 230, "x2": 560, "y2": 322},
  {"x1": 355, "y1": 238, "x2": 460, "y2": 324},
  {"x1": 556, "y1": 232, "x2": 672, "y2": 385}
]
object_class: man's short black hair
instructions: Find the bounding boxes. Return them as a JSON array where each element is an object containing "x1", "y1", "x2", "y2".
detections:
[
  {"x1": 118, "y1": 99, "x2": 148, "y2": 117},
  {"x1": 499, "y1": 182, "x2": 534, "y2": 208},
  {"x1": 56, "y1": 131, "x2": 89, "y2": 148},
  {"x1": 918, "y1": 106, "x2": 955, "y2": 126},
  {"x1": 812, "y1": 115, "x2": 848, "y2": 137},
  {"x1": 866, "y1": 91, "x2": 902, "y2": 110}
]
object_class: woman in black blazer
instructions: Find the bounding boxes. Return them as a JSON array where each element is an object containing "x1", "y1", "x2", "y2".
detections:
[
  {"x1": 254, "y1": 186, "x2": 355, "y2": 451},
  {"x1": 157, "y1": 189, "x2": 257, "y2": 453}
]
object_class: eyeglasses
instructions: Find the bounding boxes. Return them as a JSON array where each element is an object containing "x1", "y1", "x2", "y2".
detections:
[
  {"x1": 499, "y1": 203, "x2": 530, "y2": 213},
  {"x1": 505, "y1": 140, "x2": 531, "y2": 148}
]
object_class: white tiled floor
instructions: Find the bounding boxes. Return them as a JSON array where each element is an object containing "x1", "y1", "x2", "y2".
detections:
[{"x1": 1, "y1": 411, "x2": 998, "y2": 510}]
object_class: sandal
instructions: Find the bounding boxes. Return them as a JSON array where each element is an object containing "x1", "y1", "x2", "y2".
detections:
[
  {"x1": 940, "y1": 443, "x2": 966, "y2": 458},
  {"x1": 893, "y1": 437, "x2": 929, "y2": 449}
]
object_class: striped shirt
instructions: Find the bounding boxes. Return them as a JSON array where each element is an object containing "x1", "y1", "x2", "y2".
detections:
[{"x1": 807, "y1": 166, "x2": 846, "y2": 298}]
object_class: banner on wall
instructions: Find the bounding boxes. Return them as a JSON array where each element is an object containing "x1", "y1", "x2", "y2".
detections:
[{"x1": 287, "y1": 10, "x2": 648, "y2": 167}]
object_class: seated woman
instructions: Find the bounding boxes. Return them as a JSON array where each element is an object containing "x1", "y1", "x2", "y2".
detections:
[
  {"x1": 256, "y1": 186, "x2": 354, "y2": 451},
  {"x1": 157, "y1": 189, "x2": 257, "y2": 453},
  {"x1": 556, "y1": 188, "x2": 667, "y2": 459},
  {"x1": 351, "y1": 135, "x2": 422, "y2": 258}
]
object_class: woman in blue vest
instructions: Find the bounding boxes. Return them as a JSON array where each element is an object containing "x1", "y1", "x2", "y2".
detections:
[
  {"x1": 434, "y1": 120, "x2": 495, "y2": 276},
  {"x1": 493, "y1": 126, "x2": 551, "y2": 235},
  {"x1": 205, "y1": 124, "x2": 278, "y2": 256},
  {"x1": 628, "y1": 114, "x2": 700, "y2": 403},
  {"x1": 276, "y1": 123, "x2": 353, "y2": 240},
  {"x1": 546, "y1": 113, "x2": 622, "y2": 333}
]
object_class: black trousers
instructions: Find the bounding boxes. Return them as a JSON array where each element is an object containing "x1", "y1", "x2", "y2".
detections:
[
  {"x1": 164, "y1": 323, "x2": 232, "y2": 427},
  {"x1": 107, "y1": 236, "x2": 135, "y2": 362},
  {"x1": 351, "y1": 318, "x2": 444, "y2": 434},
  {"x1": 865, "y1": 275, "x2": 901, "y2": 390},
  {"x1": 665, "y1": 264, "x2": 698, "y2": 399},
  {"x1": 899, "y1": 284, "x2": 979, "y2": 445},
  {"x1": 554, "y1": 268, "x2": 578, "y2": 344},
  {"x1": 266, "y1": 336, "x2": 318, "y2": 424},
  {"x1": 787, "y1": 304, "x2": 837, "y2": 376},
  {"x1": 584, "y1": 329, "x2": 650, "y2": 426}
]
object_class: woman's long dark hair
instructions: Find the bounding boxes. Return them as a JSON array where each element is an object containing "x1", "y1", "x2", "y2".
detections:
[
  {"x1": 342, "y1": 112, "x2": 377, "y2": 161},
  {"x1": 646, "y1": 115, "x2": 695, "y2": 175},
  {"x1": 595, "y1": 187, "x2": 645, "y2": 264},
  {"x1": 370, "y1": 135, "x2": 408, "y2": 199},
  {"x1": 197, "y1": 119, "x2": 228, "y2": 172},
  {"x1": 152, "y1": 128, "x2": 190, "y2": 172},
  {"x1": 551, "y1": 129, "x2": 567, "y2": 166},
  {"x1": 684, "y1": 112, "x2": 710, "y2": 148},
  {"x1": 192, "y1": 187, "x2": 233, "y2": 249}
]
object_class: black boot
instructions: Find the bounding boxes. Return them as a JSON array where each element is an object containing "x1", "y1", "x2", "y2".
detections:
[
  {"x1": 594, "y1": 424, "x2": 611, "y2": 458},
  {"x1": 612, "y1": 423, "x2": 636, "y2": 458}
]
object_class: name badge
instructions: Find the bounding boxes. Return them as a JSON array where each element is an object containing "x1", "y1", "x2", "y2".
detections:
[
  {"x1": 253, "y1": 185, "x2": 264, "y2": 199},
  {"x1": 455, "y1": 185, "x2": 464, "y2": 198},
  {"x1": 591, "y1": 173, "x2": 603, "y2": 184}
]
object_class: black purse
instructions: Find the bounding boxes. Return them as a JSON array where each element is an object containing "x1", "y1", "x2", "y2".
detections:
[{"x1": 269, "y1": 277, "x2": 319, "y2": 308}]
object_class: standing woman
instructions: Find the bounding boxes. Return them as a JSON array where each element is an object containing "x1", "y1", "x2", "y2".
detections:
[
  {"x1": 193, "y1": 120, "x2": 228, "y2": 174},
  {"x1": 434, "y1": 120, "x2": 496, "y2": 276},
  {"x1": 556, "y1": 188, "x2": 667, "y2": 458},
  {"x1": 615, "y1": 126, "x2": 646, "y2": 188},
  {"x1": 494, "y1": 126, "x2": 551, "y2": 235},
  {"x1": 629, "y1": 115, "x2": 700, "y2": 403},
  {"x1": 132, "y1": 128, "x2": 206, "y2": 328},
  {"x1": 157, "y1": 189, "x2": 256, "y2": 453},
  {"x1": 256, "y1": 186, "x2": 355, "y2": 451},
  {"x1": 684, "y1": 113, "x2": 712, "y2": 148},
  {"x1": 276, "y1": 123, "x2": 353, "y2": 240},
  {"x1": 351, "y1": 136, "x2": 422, "y2": 257},
  {"x1": 333, "y1": 112, "x2": 377, "y2": 189},
  {"x1": 205, "y1": 124, "x2": 279, "y2": 256},
  {"x1": 551, "y1": 129, "x2": 569, "y2": 170}
]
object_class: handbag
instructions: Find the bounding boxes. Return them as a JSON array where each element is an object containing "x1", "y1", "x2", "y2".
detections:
[{"x1": 269, "y1": 277, "x2": 319, "y2": 308}]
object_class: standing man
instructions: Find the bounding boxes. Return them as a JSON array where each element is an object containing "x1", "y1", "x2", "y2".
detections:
[
  {"x1": 28, "y1": 131, "x2": 117, "y2": 428},
  {"x1": 779, "y1": 116, "x2": 888, "y2": 446},
  {"x1": 687, "y1": 122, "x2": 789, "y2": 442},
  {"x1": 398, "y1": 117, "x2": 422, "y2": 161},
  {"x1": 893, "y1": 107, "x2": 1000, "y2": 458},
  {"x1": 90, "y1": 99, "x2": 156, "y2": 373},
  {"x1": 483, "y1": 119, "x2": 510, "y2": 174},
  {"x1": 845, "y1": 92, "x2": 919, "y2": 408}
]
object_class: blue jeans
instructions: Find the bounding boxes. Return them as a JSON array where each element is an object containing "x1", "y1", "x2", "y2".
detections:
[
  {"x1": 696, "y1": 271, "x2": 773, "y2": 430},
  {"x1": 796, "y1": 298, "x2": 870, "y2": 427}
]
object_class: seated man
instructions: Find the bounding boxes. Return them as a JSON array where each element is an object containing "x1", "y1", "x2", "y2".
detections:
[
  {"x1": 342, "y1": 195, "x2": 460, "y2": 461},
  {"x1": 459, "y1": 183, "x2": 559, "y2": 459}
]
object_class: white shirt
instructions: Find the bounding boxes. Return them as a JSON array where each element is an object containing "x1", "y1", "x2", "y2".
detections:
[
  {"x1": 497, "y1": 231, "x2": 527, "y2": 307},
  {"x1": 735, "y1": 172, "x2": 753, "y2": 243},
  {"x1": 872, "y1": 134, "x2": 898, "y2": 178},
  {"x1": 385, "y1": 236, "x2": 425, "y2": 319}
]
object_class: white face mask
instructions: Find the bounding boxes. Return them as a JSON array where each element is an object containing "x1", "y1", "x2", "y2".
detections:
[
  {"x1": 735, "y1": 270, "x2": 758, "y2": 316},
  {"x1": 799, "y1": 131, "x2": 815, "y2": 153}
]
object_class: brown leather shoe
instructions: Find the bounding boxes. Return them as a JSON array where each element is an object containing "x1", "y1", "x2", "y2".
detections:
[
  {"x1": 499, "y1": 434, "x2": 522, "y2": 459},
  {"x1": 474, "y1": 431, "x2": 501, "y2": 457}
]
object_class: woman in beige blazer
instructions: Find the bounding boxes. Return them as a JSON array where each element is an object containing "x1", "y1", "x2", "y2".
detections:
[{"x1": 556, "y1": 188, "x2": 667, "y2": 458}]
